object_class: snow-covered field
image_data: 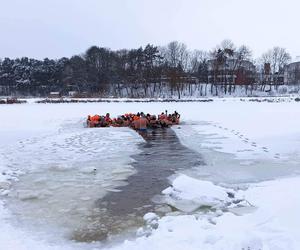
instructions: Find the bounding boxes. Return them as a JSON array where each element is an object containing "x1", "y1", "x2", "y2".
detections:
[{"x1": 1, "y1": 98, "x2": 300, "y2": 250}]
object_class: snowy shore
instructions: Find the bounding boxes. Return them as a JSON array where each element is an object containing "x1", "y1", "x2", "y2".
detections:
[{"x1": 1, "y1": 98, "x2": 300, "y2": 249}]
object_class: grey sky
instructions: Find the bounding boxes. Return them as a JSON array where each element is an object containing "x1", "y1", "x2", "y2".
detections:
[{"x1": 1, "y1": 0, "x2": 299, "y2": 60}]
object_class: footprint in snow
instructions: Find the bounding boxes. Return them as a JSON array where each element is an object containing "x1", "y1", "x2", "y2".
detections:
[{"x1": 262, "y1": 147, "x2": 269, "y2": 152}]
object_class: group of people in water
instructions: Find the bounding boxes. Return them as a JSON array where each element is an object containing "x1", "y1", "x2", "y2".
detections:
[{"x1": 87, "y1": 111, "x2": 180, "y2": 130}]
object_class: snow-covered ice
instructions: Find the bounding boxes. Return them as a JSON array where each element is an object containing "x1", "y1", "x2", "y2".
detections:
[
  {"x1": 1, "y1": 98, "x2": 300, "y2": 250},
  {"x1": 0, "y1": 103, "x2": 144, "y2": 249},
  {"x1": 161, "y1": 175, "x2": 231, "y2": 212}
]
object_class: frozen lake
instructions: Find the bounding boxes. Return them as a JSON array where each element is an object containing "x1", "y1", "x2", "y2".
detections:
[{"x1": 1, "y1": 99, "x2": 300, "y2": 249}]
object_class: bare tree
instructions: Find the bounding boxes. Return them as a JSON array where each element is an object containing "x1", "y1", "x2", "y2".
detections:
[
  {"x1": 189, "y1": 50, "x2": 209, "y2": 95},
  {"x1": 260, "y1": 47, "x2": 291, "y2": 85},
  {"x1": 230, "y1": 45, "x2": 253, "y2": 93},
  {"x1": 160, "y1": 41, "x2": 190, "y2": 98},
  {"x1": 161, "y1": 41, "x2": 189, "y2": 70},
  {"x1": 189, "y1": 50, "x2": 208, "y2": 73},
  {"x1": 209, "y1": 40, "x2": 236, "y2": 94}
]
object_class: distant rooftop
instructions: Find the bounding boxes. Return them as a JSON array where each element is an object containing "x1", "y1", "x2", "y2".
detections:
[{"x1": 294, "y1": 56, "x2": 300, "y2": 62}]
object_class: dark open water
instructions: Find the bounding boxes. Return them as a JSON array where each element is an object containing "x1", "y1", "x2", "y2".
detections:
[{"x1": 73, "y1": 128, "x2": 204, "y2": 242}]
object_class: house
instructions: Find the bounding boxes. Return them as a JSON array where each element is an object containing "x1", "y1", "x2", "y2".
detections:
[
  {"x1": 257, "y1": 63, "x2": 285, "y2": 85},
  {"x1": 284, "y1": 61, "x2": 300, "y2": 85},
  {"x1": 68, "y1": 91, "x2": 78, "y2": 97},
  {"x1": 49, "y1": 92, "x2": 61, "y2": 98},
  {"x1": 207, "y1": 59, "x2": 256, "y2": 85}
]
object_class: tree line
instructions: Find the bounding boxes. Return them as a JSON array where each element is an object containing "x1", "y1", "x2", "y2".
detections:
[{"x1": 0, "y1": 40, "x2": 293, "y2": 97}]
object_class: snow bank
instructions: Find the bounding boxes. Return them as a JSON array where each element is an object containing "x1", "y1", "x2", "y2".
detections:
[
  {"x1": 108, "y1": 174, "x2": 300, "y2": 250},
  {"x1": 162, "y1": 175, "x2": 230, "y2": 212}
]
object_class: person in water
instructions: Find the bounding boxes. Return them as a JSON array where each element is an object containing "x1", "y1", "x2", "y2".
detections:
[
  {"x1": 132, "y1": 115, "x2": 140, "y2": 130},
  {"x1": 138, "y1": 114, "x2": 149, "y2": 131},
  {"x1": 87, "y1": 111, "x2": 180, "y2": 128},
  {"x1": 105, "y1": 113, "x2": 112, "y2": 124},
  {"x1": 88, "y1": 114, "x2": 101, "y2": 127}
]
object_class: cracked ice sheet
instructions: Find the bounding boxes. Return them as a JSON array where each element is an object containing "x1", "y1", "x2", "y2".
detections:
[
  {"x1": 174, "y1": 99, "x2": 300, "y2": 162},
  {"x1": 4, "y1": 127, "x2": 142, "y2": 240},
  {"x1": 0, "y1": 102, "x2": 144, "y2": 249},
  {"x1": 172, "y1": 123, "x2": 300, "y2": 184},
  {"x1": 171, "y1": 100, "x2": 300, "y2": 183}
]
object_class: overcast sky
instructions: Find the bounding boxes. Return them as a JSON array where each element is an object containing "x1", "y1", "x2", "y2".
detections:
[{"x1": 1, "y1": 0, "x2": 299, "y2": 60}]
